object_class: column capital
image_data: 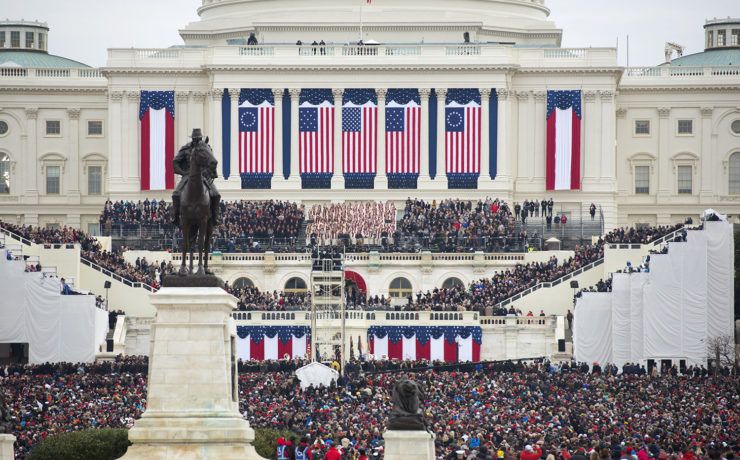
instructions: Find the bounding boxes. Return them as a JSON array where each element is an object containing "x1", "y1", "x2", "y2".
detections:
[
  {"x1": 479, "y1": 88, "x2": 491, "y2": 99},
  {"x1": 419, "y1": 88, "x2": 431, "y2": 99},
  {"x1": 67, "y1": 108, "x2": 80, "y2": 120},
  {"x1": 616, "y1": 107, "x2": 627, "y2": 119},
  {"x1": 435, "y1": 88, "x2": 447, "y2": 99},
  {"x1": 272, "y1": 88, "x2": 285, "y2": 99},
  {"x1": 192, "y1": 91, "x2": 208, "y2": 103},
  {"x1": 289, "y1": 88, "x2": 301, "y2": 100},
  {"x1": 228, "y1": 88, "x2": 241, "y2": 101},
  {"x1": 497, "y1": 89, "x2": 510, "y2": 101},
  {"x1": 583, "y1": 91, "x2": 597, "y2": 102},
  {"x1": 599, "y1": 90, "x2": 614, "y2": 102},
  {"x1": 109, "y1": 91, "x2": 124, "y2": 102},
  {"x1": 126, "y1": 91, "x2": 141, "y2": 103},
  {"x1": 211, "y1": 89, "x2": 225, "y2": 101},
  {"x1": 332, "y1": 88, "x2": 344, "y2": 98},
  {"x1": 700, "y1": 106, "x2": 713, "y2": 118},
  {"x1": 175, "y1": 91, "x2": 190, "y2": 102},
  {"x1": 25, "y1": 107, "x2": 38, "y2": 119},
  {"x1": 657, "y1": 107, "x2": 671, "y2": 118},
  {"x1": 515, "y1": 91, "x2": 530, "y2": 101},
  {"x1": 533, "y1": 91, "x2": 547, "y2": 102},
  {"x1": 376, "y1": 88, "x2": 387, "y2": 99}
]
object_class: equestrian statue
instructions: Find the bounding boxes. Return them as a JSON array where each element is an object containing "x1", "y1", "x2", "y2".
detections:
[{"x1": 171, "y1": 128, "x2": 222, "y2": 276}]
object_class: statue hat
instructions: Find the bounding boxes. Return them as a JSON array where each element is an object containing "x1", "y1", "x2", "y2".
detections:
[{"x1": 189, "y1": 128, "x2": 203, "y2": 138}]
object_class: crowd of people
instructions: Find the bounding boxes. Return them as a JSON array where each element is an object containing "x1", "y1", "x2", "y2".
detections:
[
  {"x1": 226, "y1": 283, "x2": 311, "y2": 311},
  {"x1": 2, "y1": 357, "x2": 737, "y2": 459},
  {"x1": 604, "y1": 224, "x2": 684, "y2": 245},
  {"x1": 307, "y1": 201, "x2": 397, "y2": 244}
]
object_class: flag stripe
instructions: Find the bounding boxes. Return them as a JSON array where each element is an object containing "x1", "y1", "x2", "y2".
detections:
[
  {"x1": 149, "y1": 108, "x2": 167, "y2": 190},
  {"x1": 139, "y1": 91, "x2": 175, "y2": 191},
  {"x1": 546, "y1": 90, "x2": 581, "y2": 191}
]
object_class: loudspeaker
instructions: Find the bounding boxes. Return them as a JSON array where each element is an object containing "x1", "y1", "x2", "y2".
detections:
[
  {"x1": 558, "y1": 339, "x2": 566, "y2": 352},
  {"x1": 104, "y1": 281, "x2": 112, "y2": 289},
  {"x1": 569, "y1": 280, "x2": 579, "y2": 289}
]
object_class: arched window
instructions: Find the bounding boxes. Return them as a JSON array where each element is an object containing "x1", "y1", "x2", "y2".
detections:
[
  {"x1": 388, "y1": 277, "x2": 412, "y2": 298},
  {"x1": 0, "y1": 153, "x2": 9, "y2": 194},
  {"x1": 232, "y1": 277, "x2": 254, "y2": 289},
  {"x1": 284, "y1": 277, "x2": 307, "y2": 294},
  {"x1": 730, "y1": 152, "x2": 740, "y2": 195},
  {"x1": 441, "y1": 277, "x2": 464, "y2": 289}
]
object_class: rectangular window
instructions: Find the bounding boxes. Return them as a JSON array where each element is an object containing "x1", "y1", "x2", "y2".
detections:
[
  {"x1": 707, "y1": 31, "x2": 713, "y2": 48},
  {"x1": 0, "y1": 32, "x2": 5, "y2": 48},
  {"x1": 46, "y1": 120, "x2": 61, "y2": 136},
  {"x1": 88, "y1": 223, "x2": 100, "y2": 236},
  {"x1": 677, "y1": 119, "x2": 693, "y2": 135},
  {"x1": 46, "y1": 166, "x2": 60, "y2": 195},
  {"x1": 634, "y1": 120, "x2": 650, "y2": 135},
  {"x1": 717, "y1": 30, "x2": 725, "y2": 46},
  {"x1": 46, "y1": 223, "x2": 60, "y2": 230},
  {"x1": 38, "y1": 33, "x2": 45, "y2": 50},
  {"x1": 635, "y1": 223, "x2": 650, "y2": 230},
  {"x1": 88, "y1": 166, "x2": 102, "y2": 195},
  {"x1": 87, "y1": 120, "x2": 103, "y2": 136},
  {"x1": 677, "y1": 165, "x2": 692, "y2": 194},
  {"x1": 635, "y1": 166, "x2": 649, "y2": 194},
  {"x1": 25, "y1": 32, "x2": 34, "y2": 49},
  {"x1": 732, "y1": 30, "x2": 740, "y2": 46},
  {"x1": 730, "y1": 158, "x2": 740, "y2": 195},
  {"x1": 10, "y1": 31, "x2": 20, "y2": 48}
]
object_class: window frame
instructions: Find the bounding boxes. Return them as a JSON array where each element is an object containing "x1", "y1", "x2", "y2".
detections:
[
  {"x1": 87, "y1": 120, "x2": 104, "y2": 137},
  {"x1": 46, "y1": 165, "x2": 61, "y2": 195},
  {"x1": 10, "y1": 31, "x2": 20, "y2": 48},
  {"x1": 441, "y1": 277, "x2": 464, "y2": 290},
  {"x1": 232, "y1": 277, "x2": 254, "y2": 289},
  {"x1": 0, "y1": 152, "x2": 11, "y2": 195},
  {"x1": 729, "y1": 152, "x2": 740, "y2": 195},
  {"x1": 88, "y1": 165, "x2": 102, "y2": 195},
  {"x1": 388, "y1": 277, "x2": 412, "y2": 298},
  {"x1": 676, "y1": 119, "x2": 693, "y2": 136},
  {"x1": 284, "y1": 277, "x2": 307, "y2": 294},
  {"x1": 677, "y1": 165, "x2": 692, "y2": 195},
  {"x1": 45, "y1": 120, "x2": 61, "y2": 137},
  {"x1": 633, "y1": 119, "x2": 651, "y2": 136},
  {"x1": 634, "y1": 165, "x2": 650, "y2": 195},
  {"x1": 730, "y1": 120, "x2": 740, "y2": 136},
  {"x1": 0, "y1": 32, "x2": 5, "y2": 48},
  {"x1": 0, "y1": 120, "x2": 8, "y2": 137},
  {"x1": 38, "y1": 33, "x2": 45, "y2": 51},
  {"x1": 25, "y1": 31, "x2": 34, "y2": 49}
]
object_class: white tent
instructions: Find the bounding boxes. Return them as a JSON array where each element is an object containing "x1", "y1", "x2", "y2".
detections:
[{"x1": 295, "y1": 362, "x2": 339, "y2": 389}]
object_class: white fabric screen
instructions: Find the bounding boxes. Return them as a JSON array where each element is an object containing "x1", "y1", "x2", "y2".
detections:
[
  {"x1": 705, "y1": 221, "x2": 734, "y2": 341},
  {"x1": 573, "y1": 293, "x2": 612, "y2": 367},
  {"x1": 629, "y1": 273, "x2": 646, "y2": 363},
  {"x1": 236, "y1": 335, "x2": 251, "y2": 362},
  {"x1": 643, "y1": 252, "x2": 683, "y2": 360},
  {"x1": 680, "y1": 231, "x2": 708, "y2": 366},
  {"x1": 402, "y1": 334, "x2": 416, "y2": 361},
  {"x1": 610, "y1": 274, "x2": 631, "y2": 368}
]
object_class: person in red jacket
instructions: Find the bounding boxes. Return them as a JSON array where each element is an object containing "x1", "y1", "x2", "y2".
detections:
[
  {"x1": 324, "y1": 441, "x2": 342, "y2": 460},
  {"x1": 521, "y1": 443, "x2": 543, "y2": 460}
]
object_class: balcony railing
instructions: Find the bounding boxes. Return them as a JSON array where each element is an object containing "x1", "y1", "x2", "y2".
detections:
[{"x1": 623, "y1": 65, "x2": 740, "y2": 80}]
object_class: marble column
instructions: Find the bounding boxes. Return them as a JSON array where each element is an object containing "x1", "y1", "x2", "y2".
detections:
[
  {"x1": 533, "y1": 91, "x2": 547, "y2": 186},
  {"x1": 331, "y1": 88, "x2": 344, "y2": 189},
  {"x1": 494, "y1": 89, "x2": 511, "y2": 190},
  {"x1": 209, "y1": 89, "x2": 223, "y2": 180},
  {"x1": 272, "y1": 88, "x2": 285, "y2": 186},
  {"x1": 699, "y1": 107, "x2": 713, "y2": 200},
  {"x1": 479, "y1": 89, "x2": 491, "y2": 186},
  {"x1": 127, "y1": 92, "x2": 140, "y2": 183},
  {"x1": 582, "y1": 91, "x2": 599, "y2": 181},
  {"x1": 24, "y1": 108, "x2": 39, "y2": 199},
  {"x1": 600, "y1": 90, "x2": 615, "y2": 181},
  {"x1": 109, "y1": 92, "x2": 123, "y2": 189},
  {"x1": 376, "y1": 88, "x2": 387, "y2": 189},
  {"x1": 657, "y1": 106, "x2": 671, "y2": 199},
  {"x1": 435, "y1": 88, "x2": 447, "y2": 188},
  {"x1": 229, "y1": 88, "x2": 240, "y2": 188},
  {"x1": 67, "y1": 108, "x2": 81, "y2": 198},
  {"x1": 191, "y1": 91, "x2": 206, "y2": 134},
  {"x1": 515, "y1": 91, "x2": 530, "y2": 188},
  {"x1": 419, "y1": 88, "x2": 431, "y2": 185},
  {"x1": 289, "y1": 89, "x2": 300, "y2": 183},
  {"x1": 175, "y1": 91, "x2": 189, "y2": 147}
]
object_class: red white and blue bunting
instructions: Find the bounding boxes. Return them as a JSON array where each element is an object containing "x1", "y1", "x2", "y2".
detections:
[
  {"x1": 236, "y1": 326, "x2": 311, "y2": 361},
  {"x1": 368, "y1": 326, "x2": 482, "y2": 362}
]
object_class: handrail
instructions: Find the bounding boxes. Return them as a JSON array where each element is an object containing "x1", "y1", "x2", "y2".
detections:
[{"x1": 80, "y1": 257, "x2": 157, "y2": 292}]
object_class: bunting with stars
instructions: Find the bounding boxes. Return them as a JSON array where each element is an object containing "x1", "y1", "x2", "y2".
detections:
[
  {"x1": 546, "y1": 90, "x2": 581, "y2": 190},
  {"x1": 236, "y1": 326, "x2": 311, "y2": 361},
  {"x1": 445, "y1": 89, "x2": 481, "y2": 189},
  {"x1": 139, "y1": 91, "x2": 175, "y2": 191},
  {"x1": 367, "y1": 326, "x2": 481, "y2": 362},
  {"x1": 238, "y1": 89, "x2": 274, "y2": 189}
]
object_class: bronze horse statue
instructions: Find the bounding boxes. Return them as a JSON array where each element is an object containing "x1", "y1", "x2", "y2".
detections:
[{"x1": 178, "y1": 139, "x2": 218, "y2": 276}]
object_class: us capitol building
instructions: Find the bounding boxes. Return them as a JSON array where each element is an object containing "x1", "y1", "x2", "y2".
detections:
[{"x1": 1, "y1": 0, "x2": 739, "y2": 232}]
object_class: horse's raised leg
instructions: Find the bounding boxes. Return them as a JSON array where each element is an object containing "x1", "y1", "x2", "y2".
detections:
[
  {"x1": 203, "y1": 221, "x2": 213, "y2": 275},
  {"x1": 196, "y1": 217, "x2": 208, "y2": 275},
  {"x1": 189, "y1": 225, "x2": 195, "y2": 274},
  {"x1": 179, "y1": 223, "x2": 189, "y2": 276}
]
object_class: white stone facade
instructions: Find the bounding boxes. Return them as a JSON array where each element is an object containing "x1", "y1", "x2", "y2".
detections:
[{"x1": 0, "y1": 1, "x2": 739, "y2": 231}]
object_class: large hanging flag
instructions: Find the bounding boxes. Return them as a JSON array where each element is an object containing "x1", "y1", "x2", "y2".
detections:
[
  {"x1": 343, "y1": 89, "x2": 377, "y2": 188},
  {"x1": 239, "y1": 89, "x2": 274, "y2": 189},
  {"x1": 236, "y1": 326, "x2": 310, "y2": 361},
  {"x1": 445, "y1": 89, "x2": 480, "y2": 189},
  {"x1": 299, "y1": 89, "x2": 334, "y2": 188},
  {"x1": 367, "y1": 326, "x2": 481, "y2": 362},
  {"x1": 546, "y1": 90, "x2": 581, "y2": 190},
  {"x1": 139, "y1": 91, "x2": 175, "y2": 191},
  {"x1": 386, "y1": 89, "x2": 421, "y2": 188}
]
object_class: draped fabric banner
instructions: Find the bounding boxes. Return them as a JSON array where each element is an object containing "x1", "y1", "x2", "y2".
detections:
[
  {"x1": 239, "y1": 89, "x2": 274, "y2": 189},
  {"x1": 139, "y1": 91, "x2": 175, "y2": 191},
  {"x1": 299, "y1": 89, "x2": 334, "y2": 188},
  {"x1": 546, "y1": 90, "x2": 581, "y2": 190},
  {"x1": 445, "y1": 89, "x2": 480, "y2": 189},
  {"x1": 386, "y1": 89, "x2": 421, "y2": 189},
  {"x1": 367, "y1": 326, "x2": 481, "y2": 362},
  {"x1": 343, "y1": 89, "x2": 377, "y2": 189},
  {"x1": 236, "y1": 326, "x2": 310, "y2": 361}
]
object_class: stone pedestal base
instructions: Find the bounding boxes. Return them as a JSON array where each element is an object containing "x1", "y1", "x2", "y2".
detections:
[
  {"x1": 383, "y1": 430, "x2": 435, "y2": 460},
  {"x1": 0, "y1": 434, "x2": 16, "y2": 460},
  {"x1": 120, "y1": 287, "x2": 266, "y2": 460}
]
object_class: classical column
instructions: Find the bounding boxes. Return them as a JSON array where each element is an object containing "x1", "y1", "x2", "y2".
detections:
[
  {"x1": 289, "y1": 89, "x2": 301, "y2": 183},
  {"x1": 582, "y1": 91, "x2": 599, "y2": 181},
  {"x1": 656, "y1": 106, "x2": 671, "y2": 200},
  {"x1": 495, "y1": 89, "x2": 511, "y2": 189},
  {"x1": 191, "y1": 91, "x2": 206, "y2": 134},
  {"x1": 175, "y1": 91, "x2": 189, "y2": 146},
  {"x1": 209, "y1": 89, "x2": 223, "y2": 179},
  {"x1": 126, "y1": 92, "x2": 140, "y2": 183},
  {"x1": 516, "y1": 91, "x2": 531, "y2": 186},
  {"x1": 24, "y1": 107, "x2": 39, "y2": 198},
  {"x1": 67, "y1": 108, "x2": 81, "y2": 197},
  {"x1": 600, "y1": 90, "x2": 615, "y2": 181},
  {"x1": 479, "y1": 89, "x2": 491, "y2": 186},
  {"x1": 109, "y1": 92, "x2": 124, "y2": 188},
  {"x1": 435, "y1": 88, "x2": 447, "y2": 187},
  {"x1": 272, "y1": 88, "x2": 285, "y2": 186},
  {"x1": 419, "y1": 88, "x2": 431, "y2": 184},
  {"x1": 699, "y1": 107, "x2": 713, "y2": 200},
  {"x1": 229, "y1": 88, "x2": 240, "y2": 187},
  {"x1": 532, "y1": 91, "x2": 547, "y2": 186},
  {"x1": 376, "y1": 88, "x2": 387, "y2": 189},
  {"x1": 331, "y1": 88, "x2": 344, "y2": 189}
]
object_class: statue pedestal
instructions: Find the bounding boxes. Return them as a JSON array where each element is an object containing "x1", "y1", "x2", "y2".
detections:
[
  {"x1": 0, "y1": 434, "x2": 15, "y2": 460},
  {"x1": 383, "y1": 430, "x2": 435, "y2": 460},
  {"x1": 120, "y1": 287, "x2": 265, "y2": 460}
]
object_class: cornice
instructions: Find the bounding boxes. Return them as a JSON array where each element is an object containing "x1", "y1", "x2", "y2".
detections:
[
  {"x1": 617, "y1": 85, "x2": 740, "y2": 93},
  {"x1": 0, "y1": 87, "x2": 107, "y2": 94},
  {"x1": 204, "y1": 64, "x2": 518, "y2": 72},
  {"x1": 517, "y1": 67, "x2": 622, "y2": 74},
  {"x1": 100, "y1": 68, "x2": 206, "y2": 76}
]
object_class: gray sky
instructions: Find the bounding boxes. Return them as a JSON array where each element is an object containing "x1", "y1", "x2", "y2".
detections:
[{"x1": 4, "y1": 0, "x2": 739, "y2": 68}]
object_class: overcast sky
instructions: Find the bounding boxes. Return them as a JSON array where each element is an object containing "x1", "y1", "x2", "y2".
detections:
[{"x1": 4, "y1": 0, "x2": 738, "y2": 68}]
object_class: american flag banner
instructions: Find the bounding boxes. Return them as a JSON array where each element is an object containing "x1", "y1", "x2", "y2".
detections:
[
  {"x1": 445, "y1": 89, "x2": 480, "y2": 189},
  {"x1": 299, "y1": 89, "x2": 334, "y2": 188},
  {"x1": 546, "y1": 90, "x2": 581, "y2": 190},
  {"x1": 386, "y1": 89, "x2": 421, "y2": 189},
  {"x1": 236, "y1": 326, "x2": 310, "y2": 361},
  {"x1": 139, "y1": 91, "x2": 175, "y2": 191},
  {"x1": 343, "y1": 88, "x2": 377, "y2": 188},
  {"x1": 239, "y1": 89, "x2": 274, "y2": 189},
  {"x1": 368, "y1": 326, "x2": 481, "y2": 362}
]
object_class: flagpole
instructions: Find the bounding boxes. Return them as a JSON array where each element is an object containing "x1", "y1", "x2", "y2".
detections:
[{"x1": 359, "y1": 0, "x2": 363, "y2": 43}]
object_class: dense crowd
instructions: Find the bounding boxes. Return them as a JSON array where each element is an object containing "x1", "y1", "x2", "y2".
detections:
[
  {"x1": 604, "y1": 224, "x2": 684, "y2": 245},
  {"x1": 226, "y1": 283, "x2": 311, "y2": 311},
  {"x1": 307, "y1": 201, "x2": 397, "y2": 242},
  {"x1": 2, "y1": 358, "x2": 738, "y2": 459}
]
